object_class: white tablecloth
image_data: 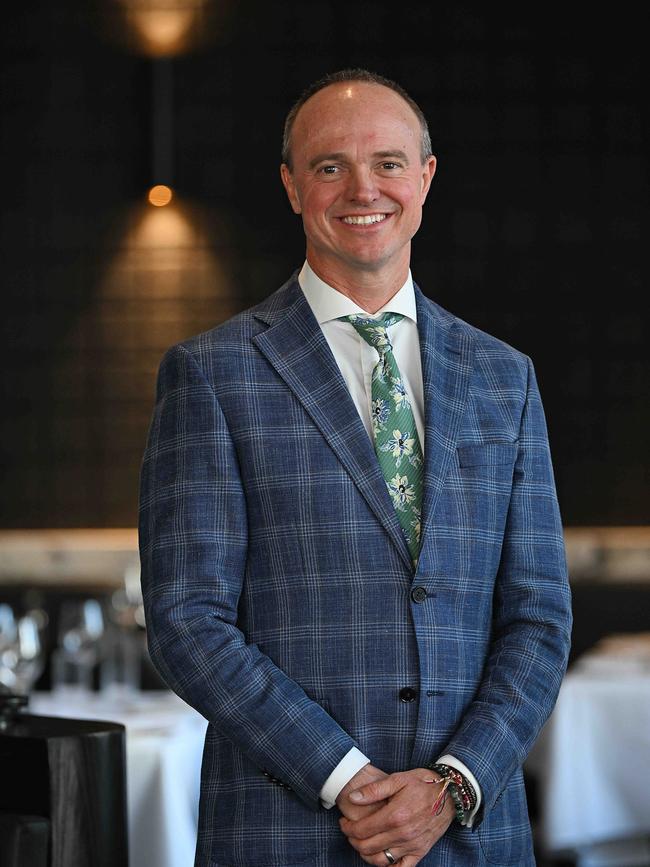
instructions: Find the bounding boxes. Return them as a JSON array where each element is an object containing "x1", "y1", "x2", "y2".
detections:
[
  {"x1": 30, "y1": 690, "x2": 208, "y2": 867},
  {"x1": 528, "y1": 664, "x2": 650, "y2": 867}
]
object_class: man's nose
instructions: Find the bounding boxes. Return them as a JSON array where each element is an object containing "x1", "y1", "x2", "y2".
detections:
[{"x1": 346, "y1": 167, "x2": 379, "y2": 203}]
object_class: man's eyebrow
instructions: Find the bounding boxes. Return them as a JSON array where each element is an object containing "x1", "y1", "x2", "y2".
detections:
[
  {"x1": 307, "y1": 149, "x2": 411, "y2": 169},
  {"x1": 308, "y1": 152, "x2": 347, "y2": 169},
  {"x1": 374, "y1": 149, "x2": 410, "y2": 163}
]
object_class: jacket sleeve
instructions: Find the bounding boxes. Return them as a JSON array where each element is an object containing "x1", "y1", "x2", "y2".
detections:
[
  {"x1": 441, "y1": 356, "x2": 572, "y2": 823},
  {"x1": 138, "y1": 342, "x2": 358, "y2": 809}
]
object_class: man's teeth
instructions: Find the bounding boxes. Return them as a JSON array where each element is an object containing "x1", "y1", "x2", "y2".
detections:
[{"x1": 341, "y1": 214, "x2": 387, "y2": 225}]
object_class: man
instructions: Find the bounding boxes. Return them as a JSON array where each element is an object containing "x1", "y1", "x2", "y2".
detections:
[{"x1": 139, "y1": 69, "x2": 572, "y2": 866}]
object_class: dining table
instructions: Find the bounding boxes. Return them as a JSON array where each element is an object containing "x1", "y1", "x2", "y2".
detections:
[
  {"x1": 526, "y1": 634, "x2": 650, "y2": 867},
  {"x1": 30, "y1": 688, "x2": 208, "y2": 867}
]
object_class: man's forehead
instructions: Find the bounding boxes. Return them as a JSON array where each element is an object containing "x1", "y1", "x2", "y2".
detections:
[
  {"x1": 295, "y1": 80, "x2": 418, "y2": 125},
  {"x1": 291, "y1": 86, "x2": 420, "y2": 158}
]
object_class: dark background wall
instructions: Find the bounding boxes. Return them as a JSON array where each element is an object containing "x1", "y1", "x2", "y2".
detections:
[{"x1": 1, "y1": 2, "x2": 648, "y2": 528}]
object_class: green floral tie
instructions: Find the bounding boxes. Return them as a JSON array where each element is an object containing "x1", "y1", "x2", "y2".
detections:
[{"x1": 343, "y1": 313, "x2": 424, "y2": 564}]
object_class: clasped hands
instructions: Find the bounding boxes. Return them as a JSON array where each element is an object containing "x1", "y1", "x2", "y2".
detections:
[{"x1": 335, "y1": 763, "x2": 456, "y2": 866}]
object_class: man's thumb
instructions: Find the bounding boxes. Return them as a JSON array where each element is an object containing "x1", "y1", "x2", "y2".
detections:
[{"x1": 348, "y1": 776, "x2": 396, "y2": 804}]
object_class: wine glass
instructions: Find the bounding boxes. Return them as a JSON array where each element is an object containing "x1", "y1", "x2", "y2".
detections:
[
  {"x1": 52, "y1": 598, "x2": 105, "y2": 695},
  {"x1": 0, "y1": 603, "x2": 18, "y2": 690},
  {"x1": 13, "y1": 613, "x2": 45, "y2": 695},
  {"x1": 57, "y1": 599, "x2": 105, "y2": 661},
  {"x1": 99, "y1": 565, "x2": 143, "y2": 702},
  {"x1": 0, "y1": 603, "x2": 17, "y2": 645},
  {"x1": 0, "y1": 610, "x2": 45, "y2": 697}
]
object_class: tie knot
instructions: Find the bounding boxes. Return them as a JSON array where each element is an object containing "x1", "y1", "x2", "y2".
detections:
[{"x1": 342, "y1": 313, "x2": 403, "y2": 352}]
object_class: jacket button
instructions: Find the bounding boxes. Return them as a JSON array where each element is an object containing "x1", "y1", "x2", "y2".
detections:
[
  {"x1": 411, "y1": 586, "x2": 427, "y2": 603},
  {"x1": 399, "y1": 687, "x2": 418, "y2": 703}
]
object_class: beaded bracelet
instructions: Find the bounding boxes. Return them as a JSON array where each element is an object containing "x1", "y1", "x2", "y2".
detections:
[
  {"x1": 426, "y1": 777, "x2": 465, "y2": 822},
  {"x1": 425, "y1": 776, "x2": 461, "y2": 821},
  {"x1": 432, "y1": 763, "x2": 477, "y2": 810},
  {"x1": 427, "y1": 763, "x2": 477, "y2": 823},
  {"x1": 446, "y1": 781, "x2": 466, "y2": 822}
]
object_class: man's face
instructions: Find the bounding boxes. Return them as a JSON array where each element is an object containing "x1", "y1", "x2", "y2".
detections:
[{"x1": 281, "y1": 82, "x2": 436, "y2": 286}]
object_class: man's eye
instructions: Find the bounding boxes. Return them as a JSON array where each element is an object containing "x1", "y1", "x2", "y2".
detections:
[
  {"x1": 381, "y1": 162, "x2": 400, "y2": 170},
  {"x1": 319, "y1": 165, "x2": 339, "y2": 174}
]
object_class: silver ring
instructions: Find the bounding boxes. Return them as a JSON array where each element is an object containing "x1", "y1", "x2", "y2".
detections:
[{"x1": 384, "y1": 850, "x2": 397, "y2": 865}]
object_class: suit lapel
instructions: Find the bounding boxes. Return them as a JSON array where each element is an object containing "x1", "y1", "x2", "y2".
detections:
[
  {"x1": 415, "y1": 287, "x2": 475, "y2": 552},
  {"x1": 252, "y1": 279, "x2": 413, "y2": 569}
]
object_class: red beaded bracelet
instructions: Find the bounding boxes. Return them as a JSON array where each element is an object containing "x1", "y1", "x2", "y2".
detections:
[{"x1": 426, "y1": 763, "x2": 477, "y2": 822}]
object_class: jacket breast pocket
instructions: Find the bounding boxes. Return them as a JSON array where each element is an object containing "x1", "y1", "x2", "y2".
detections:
[{"x1": 446, "y1": 442, "x2": 518, "y2": 559}]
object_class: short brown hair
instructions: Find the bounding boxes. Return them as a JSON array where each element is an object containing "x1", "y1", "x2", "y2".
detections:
[{"x1": 281, "y1": 68, "x2": 433, "y2": 170}]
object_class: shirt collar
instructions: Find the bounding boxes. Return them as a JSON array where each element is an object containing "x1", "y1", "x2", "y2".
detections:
[{"x1": 298, "y1": 261, "x2": 417, "y2": 325}]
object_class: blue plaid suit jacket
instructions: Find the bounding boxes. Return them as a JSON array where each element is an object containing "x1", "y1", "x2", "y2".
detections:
[{"x1": 139, "y1": 274, "x2": 572, "y2": 866}]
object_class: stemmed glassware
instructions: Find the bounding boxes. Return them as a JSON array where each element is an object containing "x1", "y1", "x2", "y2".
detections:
[
  {"x1": 51, "y1": 598, "x2": 105, "y2": 695},
  {"x1": 57, "y1": 599, "x2": 104, "y2": 660},
  {"x1": 0, "y1": 603, "x2": 18, "y2": 691},
  {"x1": 100, "y1": 562, "x2": 143, "y2": 701},
  {"x1": 0, "y1": 604, "x2": 46, "y2": 697},
  {"x1": 14, "y1": 613, "x2": 45, "y2": 695}
]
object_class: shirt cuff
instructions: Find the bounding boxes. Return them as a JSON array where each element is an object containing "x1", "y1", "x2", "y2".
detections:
[
  {"x1": 437, "y1": 754, "x2": 482, "y2": 828},
  {"x1": 319, "y1": 747, "x2": 371, "y2": 809}
]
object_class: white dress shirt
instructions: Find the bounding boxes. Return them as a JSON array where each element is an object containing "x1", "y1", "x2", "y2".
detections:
[
  {"x1": 299, "y1": 261, "x2": 425, "y2": 448},
  {"x1": 298, "y1": 261, "x2": 481, "y2": 826}
]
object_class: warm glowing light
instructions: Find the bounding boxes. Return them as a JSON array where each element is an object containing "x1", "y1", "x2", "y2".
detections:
[
  {"x1": 99, "y1": 199, "x2": 233, "y2": 320},
  {"x1": 132, "y1": 202, "x2": 195, "y2": 248},
  {"x1": 113, "y1": 0, "x2": 211, "y2": 58},
  {"x1": 148, "y1": 184, "x2": 173, "y2": 207}
]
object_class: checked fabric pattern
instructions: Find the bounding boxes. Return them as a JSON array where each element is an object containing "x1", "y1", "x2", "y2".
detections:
[
  {"x1": 343, "y1": 313, "x2": 424, "y2": 563},
  {"x1": 139, "y1": 274, "x2": 571, "y2": 866}
]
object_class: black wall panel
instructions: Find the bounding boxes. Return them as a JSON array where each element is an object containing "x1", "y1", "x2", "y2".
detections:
[{"x1": 1, "y1": 2, "x2": 648, "y2": 526}]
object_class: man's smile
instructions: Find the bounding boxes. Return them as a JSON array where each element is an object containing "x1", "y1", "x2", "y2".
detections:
[{"x1": 339, "y1": 213, "x2": 390, "y2": 225}]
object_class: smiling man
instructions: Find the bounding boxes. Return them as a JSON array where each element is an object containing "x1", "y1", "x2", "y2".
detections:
[
  {"x1": 139, "y1": 69, "x2": 572, "y2": 866},
  {"x1": 280, "y1": 79, "x2": 436, "y2": 310}
]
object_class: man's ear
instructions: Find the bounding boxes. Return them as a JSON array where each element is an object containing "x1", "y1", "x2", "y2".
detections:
[
  {"x1": 280, "y1": 164, "x2": 302, "y2": 214},
  {"x1": 420, "y1": 155, "x2": 437, "y2": 205}
]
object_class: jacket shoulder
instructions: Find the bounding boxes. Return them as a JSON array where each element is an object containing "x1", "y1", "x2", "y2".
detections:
[{"x1": 418, "y1": 291, "x2": 531, "y2": 381}]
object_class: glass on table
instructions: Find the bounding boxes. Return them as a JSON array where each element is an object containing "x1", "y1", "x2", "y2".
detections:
[
  {"x1": 0, "y1": 604, "x2": 18, "y2": 689},
  {"x1": 57, "y1": 598, "x2": 105, "y2": 661},
  {"x1": 0, "y1": 607, "x2": 46, "y2": 697},
  {"x1": 99, "y1": 625, "x2": 141, "y2": 701},
  {"x1": 50, "y1": 646, "x2": 95, "y2": 696},
  {"x1": 51, "y1": 598, "x2": 105, "y2": 697}
]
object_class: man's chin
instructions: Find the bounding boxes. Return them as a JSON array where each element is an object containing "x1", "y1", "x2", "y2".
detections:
[
  {"x1": 339, "y1": 250, "x2": 403, "y2": 275},
  {"x1": 331, "y1": 241, "x2": 398, "y2": 269},
  {"x1": 307, "y1": 242, "x2": 409, "y2": 282}
]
